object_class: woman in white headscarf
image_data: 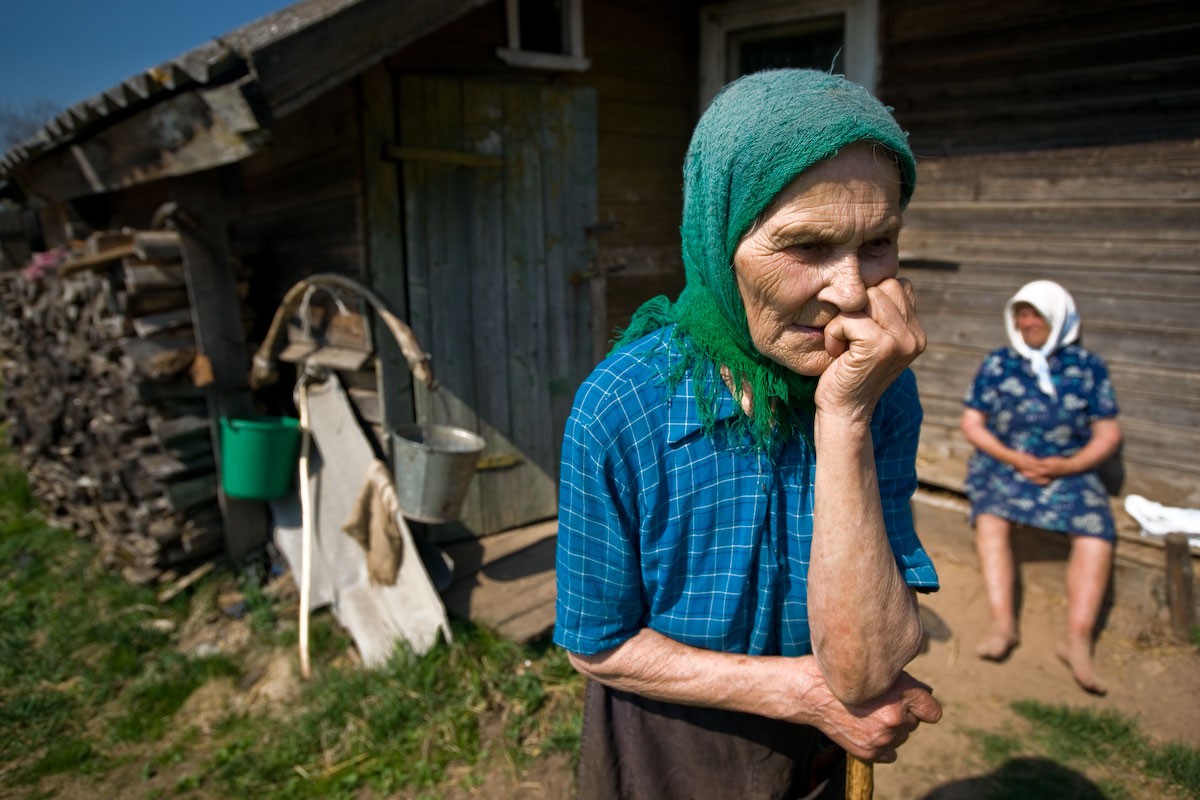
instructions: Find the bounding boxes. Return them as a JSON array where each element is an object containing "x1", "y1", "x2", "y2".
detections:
[{"x1": 960, "y1": 280, "x2": 1122, "y2": 695}]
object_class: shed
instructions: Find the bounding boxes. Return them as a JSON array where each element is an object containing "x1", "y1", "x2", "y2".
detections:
[{"x1": 3, "y1": 0, "x2": 1198, "y2": 578}]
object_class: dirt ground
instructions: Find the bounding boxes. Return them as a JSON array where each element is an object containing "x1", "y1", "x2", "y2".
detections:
[
  {"x1": 428, "y1": 492, "x2": 1200, "y2": 799},
  {"x1": 26, "y1": 493, "x2": 1197, "y2": 800},
  {"x1": 875, "y1": 494, "x2": 1200, "y2": 800}
]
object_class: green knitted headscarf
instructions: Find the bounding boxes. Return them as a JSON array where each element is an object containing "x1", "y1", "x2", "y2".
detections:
[{"x1": 612, "y1": 68, "x2": 917, "y2": 450}]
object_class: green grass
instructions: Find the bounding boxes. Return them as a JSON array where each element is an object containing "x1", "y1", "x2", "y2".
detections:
[
  {"x1": 0, "y1": 453, "x2": 583, "y2": 799},
  {"x1": 0, "y1": 461, "x2": 240, "y2": 784},
  {"x1": 7, "y1": 444, "x2": 1194, "y2": 800},
  {"x1": 964, "y1": 700, "x2": 1200, "y2": 799},
  {"x1": 202, "y1": 620, "x2": 581, "y2": 799}
]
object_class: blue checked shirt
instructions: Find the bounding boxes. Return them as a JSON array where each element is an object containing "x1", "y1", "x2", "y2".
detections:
[{"x1": 554, "y1": 326, "x2": 939, "y2": 658}]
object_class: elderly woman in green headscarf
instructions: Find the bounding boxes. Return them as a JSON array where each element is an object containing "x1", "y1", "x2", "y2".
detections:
[{"x1": 554, "y1": 69, "x2": 941, "y2": 800}]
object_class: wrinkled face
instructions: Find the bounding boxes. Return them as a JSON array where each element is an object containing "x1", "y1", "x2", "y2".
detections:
[
  {"x1": 732, "y1": 143, "x2": 903, "y2": 376},
  {"x1": 1013, "y1": 303, "x2": 1051, "y2": 349}
]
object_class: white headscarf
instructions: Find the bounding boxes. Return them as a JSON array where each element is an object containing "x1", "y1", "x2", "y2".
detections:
[{"x1": 1004, "y1": 280, "x2": 1080, "y2": 400}]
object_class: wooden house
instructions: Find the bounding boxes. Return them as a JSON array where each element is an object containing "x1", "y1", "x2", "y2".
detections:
[
  {"x1": 2, "y1": 0, "x2": 1197, "y2": 571},
  {"x1": 882, "y1": 0, "x2": 1200, "y2": 510}
]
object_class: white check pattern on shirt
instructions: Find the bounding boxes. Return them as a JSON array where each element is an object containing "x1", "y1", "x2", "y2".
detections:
[{"x1": 554, "y1": 327, "x2": 939, "y2": 657}]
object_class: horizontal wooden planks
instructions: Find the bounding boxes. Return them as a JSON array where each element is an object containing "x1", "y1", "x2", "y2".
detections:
[
  {"x1": 902, "y1": 139, "x2": 1200, "y2": 506},
  {"x1": 904, "y1": 202, "x2": 1199, "y2": 241},
  {"x1": 914, "y1": 282, "x2": 1200, "y2": 334},
  {"x1": 880, "y1": 0, "x2": 1200, "y2": 153},
  {"x1": 885, "y1": 0, "x2": 1179, "y2": 46},
  {"x1": 233, "y1": 82, "x2": 365, "y2": 298},
  {"x1": 439, "y1": 521, "x2": 558, "y2": 643},
  {"x1": 919, "y1": 312, "x2": 1200, "y2": 373},
  {"x1": 912, "y1": 140, "x2": 1200, "y2": 204}
]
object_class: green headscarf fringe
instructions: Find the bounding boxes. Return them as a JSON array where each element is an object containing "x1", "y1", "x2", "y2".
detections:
[{"x1": 612, "y1": 285, "x2": 817, "y2": 451}]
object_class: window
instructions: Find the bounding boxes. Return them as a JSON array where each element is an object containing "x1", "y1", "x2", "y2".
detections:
[
  {"x1": 497, "y1": 0, "x2": 590, "y2": 72},
  {"x1": 700, "y1": 0, "x2": 879, "y2": 109}
]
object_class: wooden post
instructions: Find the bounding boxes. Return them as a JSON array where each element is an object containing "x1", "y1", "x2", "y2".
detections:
[
  {"x1": 846, "y1": 754, "x2": 874, "y2": 800},
  {"x1": 1165, "y1": 532, "x2": 1194, "y2": 641},
  {"x1": 168, "y1": 173, "x2": 269, "y2": 563}
]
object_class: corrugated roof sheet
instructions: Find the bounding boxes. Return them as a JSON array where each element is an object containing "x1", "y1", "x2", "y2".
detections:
[{"x1": 0, "y1": 0, "x2": 364, "y2": 178}]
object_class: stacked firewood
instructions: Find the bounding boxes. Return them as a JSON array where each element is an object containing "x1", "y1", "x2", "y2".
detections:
[{"x1": 0, "y1": 229, "x2": 247, "y2": 585}]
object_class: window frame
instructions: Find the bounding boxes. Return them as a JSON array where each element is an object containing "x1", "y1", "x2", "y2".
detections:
[
  {"x1": 497, "y1": 0, "x2": 591, "y2": 72},
  {"x1": 699, "y1": 0, "x2": 879, "y2": 109}
]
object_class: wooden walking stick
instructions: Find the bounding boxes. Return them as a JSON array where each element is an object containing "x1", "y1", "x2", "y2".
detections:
[{"x1": 846, "y1": 754, "x2": 873, "y2": 800}]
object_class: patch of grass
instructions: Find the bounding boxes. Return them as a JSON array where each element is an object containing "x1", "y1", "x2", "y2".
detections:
[
  {"x1": 965, "y1": 700, "x2": 1200, "y2": 799},
  {"x1": 1011, "y1": 700, "x2": 1141, "y2": 764},
  {"x1": 140, "y1": 734, "x2": 192, "y2": 780},
  {"x1": 1143, "y1": 740, "x2": 1200, "y2": 795},
  {"x1": 238, "y1": 561, "x2": 279, "y2": 637},
  {"x1": 0, "y1": 450, "x2": 584, "y2": 799},
  {"x1": 174, "y1": 773, "x2": 202, "y2": 792},
  {"x1": 113, "y1": 651, "x2": 239, "y2": 743},
  {"x1": 204, "y1": 619, "x2": 583, "y2": 799},
  {"x1": 0, "y1": 454, "x2": 34, "y2": 516},
  {"x1": 0, "y1": 458, "x2": 236, "y2": 786},
  {"x1": 973, "y1": 729, "x2": 1024, "y2": 765},
  {"x1": 23, "y1": 736, "x2": 98, "y2": 782}
]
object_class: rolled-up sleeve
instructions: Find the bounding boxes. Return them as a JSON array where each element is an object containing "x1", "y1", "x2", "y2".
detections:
[{"x1": 876, "y1": 369, "x2": 940, "y2": 591}]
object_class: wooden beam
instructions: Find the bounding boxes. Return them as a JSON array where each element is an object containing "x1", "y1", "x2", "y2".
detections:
[
  {"x1": 14, "y1": 80, "x2": 269, "y2": 202},
  {"x1": 168, "y1": 174, "x2": 268, "y2": 563},
  {"x1": 247, "y1": 0, "x2": 490, "y2": 119},
  {"x1": 384, "y1": 144, "x2": 505, "y2": 168}
]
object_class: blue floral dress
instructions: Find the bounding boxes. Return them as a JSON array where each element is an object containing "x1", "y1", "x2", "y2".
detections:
[{"x1": 963, "y1": 343, "x2": 1119, "y2": 540}]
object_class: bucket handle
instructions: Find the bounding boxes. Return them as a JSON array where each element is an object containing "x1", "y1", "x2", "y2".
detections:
[{"x1": 249, "y1": 273, "x2": 436, "y2": 392}]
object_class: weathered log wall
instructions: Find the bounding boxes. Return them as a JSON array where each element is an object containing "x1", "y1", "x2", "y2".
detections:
[{"x1": 880, "y1": 0, "x2": 1200, "y2": 506}]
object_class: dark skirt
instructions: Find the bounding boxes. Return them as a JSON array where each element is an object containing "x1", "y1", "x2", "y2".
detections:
[{"x1": 576, "y1": 680, "x2": 846, "y2": 800}]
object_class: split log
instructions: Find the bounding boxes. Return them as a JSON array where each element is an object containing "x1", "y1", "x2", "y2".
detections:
[
  {"x1": 122, "y1": 262, "x2": 186, "y2": 292},
  {"x1": 120, "y1": 334, "x2": 197, "y2": 380}
]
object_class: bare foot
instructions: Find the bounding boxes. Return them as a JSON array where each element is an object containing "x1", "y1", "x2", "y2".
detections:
[
  {"x1": 975, "y1": 623, "x2": 1019, "y2": 662},
  {"x1": 1057, "y1": 639, "x2": 1107, "y2": 696}
]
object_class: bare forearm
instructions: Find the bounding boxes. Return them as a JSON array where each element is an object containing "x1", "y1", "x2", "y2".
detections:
[
  {"x1": 1061, "y1": 418, "x2": 1122, "y2": 474},
  {"x1": 569, "y1": 627, "x2": 825, "y2": 724},
  {"x1": 962, "y1": 416, "x2": 1023, "y2": 467},
  {"x1": 807, "y1": 414, "x2": 923, "y2": 704},
  {"x1": 569, "y1": 628, "x2": 944, "y2": 763}
]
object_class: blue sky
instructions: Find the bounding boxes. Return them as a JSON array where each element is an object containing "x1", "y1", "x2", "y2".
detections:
[{"x1": 0, "y1": 0, "x2": 294, "y2": 110}]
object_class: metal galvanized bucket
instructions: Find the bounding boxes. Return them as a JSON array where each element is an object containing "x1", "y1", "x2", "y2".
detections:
[{"x1": 391, "y1": 423, "x2": 486, "y2": 523}]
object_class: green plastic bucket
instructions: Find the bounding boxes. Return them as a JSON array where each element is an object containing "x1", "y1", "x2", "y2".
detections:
[{"x1": 219, "y1": 416, "x2": 302, "y2": 500}]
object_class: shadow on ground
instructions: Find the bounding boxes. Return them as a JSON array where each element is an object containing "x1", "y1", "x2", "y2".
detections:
[{"x1": 921, "y1": 757, "x2": 1105, "y2": 799}]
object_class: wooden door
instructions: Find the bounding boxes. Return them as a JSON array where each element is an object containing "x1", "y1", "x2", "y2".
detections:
[{"x1": 398, "y1": 77, "x2": 597, "y2": 537}]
